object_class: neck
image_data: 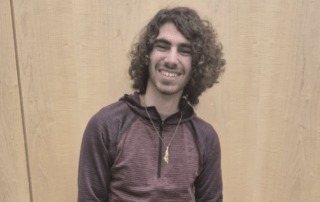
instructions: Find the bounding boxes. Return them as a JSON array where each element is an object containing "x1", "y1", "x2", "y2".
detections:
[{"x1": 142, "y1": 82, "x2": 182, "y2": 116}]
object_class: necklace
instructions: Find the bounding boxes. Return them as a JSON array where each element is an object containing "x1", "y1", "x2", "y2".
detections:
[{"x1": 140, "y1": 94, "x2": 183, "y2": 164}]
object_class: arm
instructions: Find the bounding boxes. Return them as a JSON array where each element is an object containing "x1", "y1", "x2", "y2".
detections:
[
  {"x1": 78, "y1": 114, "x2": 111, "y2": 202},
  {"x1": 194, "y1": 129, "x2": 223, "y2": 202}
]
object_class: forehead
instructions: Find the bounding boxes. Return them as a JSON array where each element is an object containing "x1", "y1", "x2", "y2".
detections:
[{"x1": 156, "y1": 23, "x2": 190, "y2": 44}]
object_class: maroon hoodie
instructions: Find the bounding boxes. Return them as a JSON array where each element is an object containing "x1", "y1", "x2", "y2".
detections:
[{"x1": 78, "y1": 92, "x2": 222, "y2": 201}]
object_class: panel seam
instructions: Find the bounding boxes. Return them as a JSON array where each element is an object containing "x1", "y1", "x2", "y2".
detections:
[{"x1": 9, "y1": 0, "x2": 34, "y2": 201}]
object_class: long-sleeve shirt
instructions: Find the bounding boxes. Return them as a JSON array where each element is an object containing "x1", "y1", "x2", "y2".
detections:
[{"x1": 78, "y1": 92, "x2": 223, "y2": 201}]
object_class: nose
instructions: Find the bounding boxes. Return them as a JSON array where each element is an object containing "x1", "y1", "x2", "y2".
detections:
[{"x1": 164, "y1": 48, "x2": 178, "y2": 68}]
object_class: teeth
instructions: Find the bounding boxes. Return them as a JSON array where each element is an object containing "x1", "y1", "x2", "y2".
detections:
[{"x1": 160, "y1": 70, "x2": 178, "y2": 77}]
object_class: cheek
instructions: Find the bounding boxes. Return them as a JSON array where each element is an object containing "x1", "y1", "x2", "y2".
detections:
[
  {"x1": 149, "y1": 50, "x2": 164, "y2": 64},
  {"x1": 182, "y1": 57, "x2": 192, "y2": 73}
]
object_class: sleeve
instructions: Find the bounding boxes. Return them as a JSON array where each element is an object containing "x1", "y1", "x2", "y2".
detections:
[
  {"x1": 78, "y1": 114, "x2": 111, "y2": 202},
  {"x1": 194, "y1": 128, "x2": 223, "y2": 202}
]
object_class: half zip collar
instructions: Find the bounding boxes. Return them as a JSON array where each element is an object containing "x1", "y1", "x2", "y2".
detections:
[
  {"x1": 120, "y1": 92, "x2": 198, "y2": 179},
  {"x1": 120, "y1": 92, "x2": 196, "y2": 127}
]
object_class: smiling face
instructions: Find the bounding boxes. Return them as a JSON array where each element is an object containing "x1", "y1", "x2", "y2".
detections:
[{"x1": 147, "y1": 22, "x2": 192, "y2": 96}]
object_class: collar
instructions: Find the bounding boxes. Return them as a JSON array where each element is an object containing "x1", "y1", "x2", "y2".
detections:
[{"x1": 119, "y1": 92, "x2": 196, "y2": 127}]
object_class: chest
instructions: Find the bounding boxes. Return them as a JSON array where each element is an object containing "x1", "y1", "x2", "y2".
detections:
[{"x1": 109, "y1": 120, "x2": 199, "y2": 201}]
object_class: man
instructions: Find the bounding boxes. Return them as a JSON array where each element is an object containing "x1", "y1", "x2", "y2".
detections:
[{"x1": 78, "y1": 7, "x2": 226, "y2": 202}]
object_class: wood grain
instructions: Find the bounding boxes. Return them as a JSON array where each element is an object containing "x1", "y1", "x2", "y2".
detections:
[
  {"x1": 197, "y1": 0, "x2": 320, "y2": 201},
  {"x1": 8, "y1": 0, "x2": 320, "y2": 201},
  {"x1": 0, "y1": 0, "x2": 30, "y2": 201},
  {"x1": 11, "y1": 0, "x2": 78, "y2": 201}
]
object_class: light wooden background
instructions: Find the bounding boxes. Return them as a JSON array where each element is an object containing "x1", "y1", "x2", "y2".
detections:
[{"x1": 1, "y1": 0, "x2": 319, "y2": 201}]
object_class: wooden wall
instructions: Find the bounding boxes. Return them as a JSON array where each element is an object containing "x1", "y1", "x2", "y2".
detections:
[
  {"x1": 1, "y1": 0, "x2": 319, "y2": 201},
  {"x1": 0, "y1": 0, "x2": 31, "y2": 201}
]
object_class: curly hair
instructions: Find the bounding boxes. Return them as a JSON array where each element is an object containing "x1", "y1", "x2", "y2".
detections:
[{"x1": 128, "y1": 7, "x2": 226, "y2": 111}]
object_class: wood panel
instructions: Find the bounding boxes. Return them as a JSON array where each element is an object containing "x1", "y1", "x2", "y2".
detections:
[
  {"x1": 10, "y1": 0, "x2": 320, "y2": 201},
  {"x1": 197, "y1": 0, "x2": 320, "y2": 201},
  {"x1": 0, "y1": 0, "x2": 30, "y2": 201},
  {"x1": 10, "y1": 0, "x2": 80, "y2": 202},
  {"x1": 11, "y1": 0, "x2": 78, "y2": 201}
]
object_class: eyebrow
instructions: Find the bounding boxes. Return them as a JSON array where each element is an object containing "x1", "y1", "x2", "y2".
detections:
[{"x1": 154, "y1": 38, "x2": 191, "y2": 49}]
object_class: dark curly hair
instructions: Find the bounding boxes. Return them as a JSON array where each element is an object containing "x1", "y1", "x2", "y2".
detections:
[{"x1": 128, "y1": 7, "x2": 226, "y2": 111}]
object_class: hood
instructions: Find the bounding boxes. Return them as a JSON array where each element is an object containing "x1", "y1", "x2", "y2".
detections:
[{"x1": 119, "y1": 92, "x2": 196, "y2": 127}]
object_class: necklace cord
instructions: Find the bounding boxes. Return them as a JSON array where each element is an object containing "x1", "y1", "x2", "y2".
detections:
[{"x1": 140, "y1": 94, "x2": 183, "y2": 148}]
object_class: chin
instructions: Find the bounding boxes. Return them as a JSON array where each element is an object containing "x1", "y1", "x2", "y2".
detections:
[
  {"x1": 156, "y1": 84, "x2": 183, "y2": 96},
  {"x1": 160, "y1": 90, "x2": 176, "y2": 96}
]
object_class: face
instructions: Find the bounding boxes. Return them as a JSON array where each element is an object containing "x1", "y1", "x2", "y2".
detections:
[{"x1": 147, "y1": 23, "x2": 192, "y2": 96}]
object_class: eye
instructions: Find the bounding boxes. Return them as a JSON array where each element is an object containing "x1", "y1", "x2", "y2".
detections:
[
  {"x1": 179, "y1": 48, "x2": 192, "y2": 56},
  {"x1": 155, "y1": 44, "x2": 169, "y2": 51}
]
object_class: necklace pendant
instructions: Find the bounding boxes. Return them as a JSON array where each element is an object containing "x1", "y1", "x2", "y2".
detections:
[{"x1": 164, "y1": 146, "x2": 169, "y2": 164}]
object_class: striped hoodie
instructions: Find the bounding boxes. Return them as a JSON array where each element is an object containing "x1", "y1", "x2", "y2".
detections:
[{"x1": 78, "y1": 92, "x2": 222, "y2": 202}]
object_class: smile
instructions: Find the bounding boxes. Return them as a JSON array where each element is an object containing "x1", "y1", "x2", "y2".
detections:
[{"x1": 159, "y1": 70, "x2": 180, "y2": 77}]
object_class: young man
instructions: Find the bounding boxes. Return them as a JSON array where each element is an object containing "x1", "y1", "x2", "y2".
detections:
[{"x1": 78, "y1": 7, "x2": 226, "y2": 202}]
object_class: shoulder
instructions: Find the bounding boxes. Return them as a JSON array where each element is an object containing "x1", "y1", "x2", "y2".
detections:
[
  {"x1": 86, "y1": 99, "x2": 136, "y2": 135},
  {"x1": 190, "y1": 116, "x2": 220, "y2": 156},
  {"x1": 84, "y1": 99, "x2": 137, "y2": 145},
  {"x1": 90, "y1": 99, "x2": 132, "y2": 125},
  {"x1": 191, "y1": 116, "x2": 219, "y2": 140}
]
